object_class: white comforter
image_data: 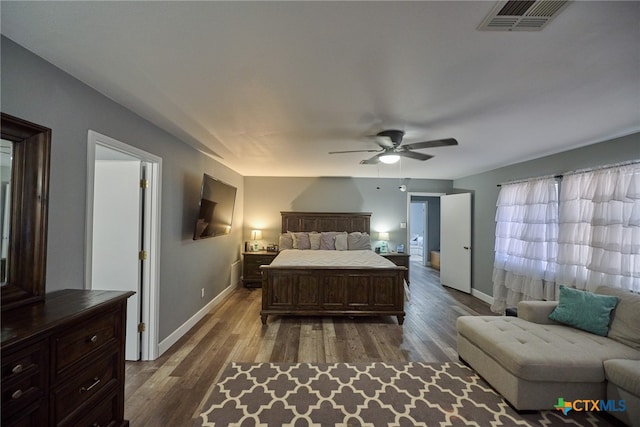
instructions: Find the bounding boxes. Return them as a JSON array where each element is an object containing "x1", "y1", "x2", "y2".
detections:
[{"x1": 271, "y1": 249, "x2": 396, "y2": 268}]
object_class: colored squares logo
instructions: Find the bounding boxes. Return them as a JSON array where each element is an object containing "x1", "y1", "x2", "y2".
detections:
[{"x1": 554, "y1": 398, "x2": 573, "y2": 415}]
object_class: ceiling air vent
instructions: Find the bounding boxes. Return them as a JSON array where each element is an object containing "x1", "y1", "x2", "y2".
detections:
[{"x1": 478, "y1": 0, "x2": 571, "y2": 31}]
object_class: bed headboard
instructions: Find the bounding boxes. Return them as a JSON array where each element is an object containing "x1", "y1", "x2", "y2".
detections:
[{"x1": 281, "y1": 212, "x2": 371, "y2": 234}]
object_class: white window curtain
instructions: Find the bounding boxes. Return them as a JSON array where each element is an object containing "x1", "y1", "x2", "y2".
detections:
[
  {"x1": 491, "y1": 178, "x2": 559, "y2": 313},
  {"x1": 557, "y1": 166, "x2": 640, "y2": 292}
]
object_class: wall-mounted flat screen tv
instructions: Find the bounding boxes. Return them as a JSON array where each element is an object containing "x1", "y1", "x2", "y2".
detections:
[{"x1": 193, "y1": 174, "x2": 237, "y2": 240}]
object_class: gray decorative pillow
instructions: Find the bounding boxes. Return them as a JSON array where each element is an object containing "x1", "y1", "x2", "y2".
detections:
[
  {"x1": 348, "y1": 232, "x2": 371, "y2": 250},
  {"x1": 291, "y1": 232, "x2": 311, "y2": 250},
  {"x1": 335, "y1": 232, "x2": 348, "y2": 251},
  {"x1": 596, "y1": 286, "x2": 640, "y2": 350},
  {"x1": 279, "y1": 233, "x2": 293, "y2": 250},
  {"x1": 309, "y1": 232, "x2": 321, "y2": 250},
  {"x1": 320, "y1": 232, "x2": 337, "y2": 250}
]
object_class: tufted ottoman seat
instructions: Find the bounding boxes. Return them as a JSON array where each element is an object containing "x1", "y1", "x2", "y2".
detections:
[
  {"x1": 457, "y1": 286, "x2": 640, "y2": 414},
  {"x1": 457, "y1": 315, "x2": 640, "y2": 410}
]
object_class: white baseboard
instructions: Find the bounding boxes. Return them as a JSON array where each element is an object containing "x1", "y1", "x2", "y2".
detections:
[
  {"x1": 158, "y1": 282, "x2": 239, "y2": 356},
  {"x1": 471, "y1": 288, "x2": 494, "y2": 306}
]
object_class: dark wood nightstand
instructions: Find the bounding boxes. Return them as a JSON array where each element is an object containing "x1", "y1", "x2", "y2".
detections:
[
  {"x1": 380, "y1": 252, "x2": 410, "y2": 283},
  {"x1": 242, "y1": 251, "x2": 278, "y2": 288}
]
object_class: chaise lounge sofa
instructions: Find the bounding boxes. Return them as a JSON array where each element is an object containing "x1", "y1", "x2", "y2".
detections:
[{"x1": 457, "y1": 285, "x2": 640, "y2": 426}]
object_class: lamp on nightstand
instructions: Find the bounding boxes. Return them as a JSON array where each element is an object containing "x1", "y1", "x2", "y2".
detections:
[
  {"x1": 250, "y1": 229, "x2": 262, "y2": 252},
  {"x1": 378, "y1": 232, "x2": 390, "y2": 253}
]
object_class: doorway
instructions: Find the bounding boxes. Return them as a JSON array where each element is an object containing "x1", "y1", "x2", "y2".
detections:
[
  {"x1": 406, "y1": 192, "x2": 444, "y2": 267},
  {"x1": 409, "y1": 201, "x2": 427, "y2": 264},
  {"x1": 85, "y1": 131, "x2": 162, "y2": 361}
]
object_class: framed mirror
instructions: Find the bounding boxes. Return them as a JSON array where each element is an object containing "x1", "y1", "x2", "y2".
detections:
[{"x1": 1, "y1": 113, "x2": 51, "y2": 311}]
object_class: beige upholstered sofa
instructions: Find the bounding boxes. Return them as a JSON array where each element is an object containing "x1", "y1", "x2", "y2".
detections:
[{"x1": 457, "y1": 286, "x2": 640, "y2": 426}]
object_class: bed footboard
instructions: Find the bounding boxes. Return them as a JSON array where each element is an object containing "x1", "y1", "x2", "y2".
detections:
[{"x1": 260, "y1": 266, "x2": 405, "y2": 325}]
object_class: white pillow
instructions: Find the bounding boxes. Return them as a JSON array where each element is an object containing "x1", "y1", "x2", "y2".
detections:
[
  {"x1": 309, "y1": 232, "x2": 321, "y2": 250},
  {"x1": 335, "y1": 233, "x2": 348, "y2": 251}
]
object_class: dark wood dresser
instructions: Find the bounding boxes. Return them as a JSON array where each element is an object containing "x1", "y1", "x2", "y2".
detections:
[{"x1": 1, "y1": 289, "x2": 134, "y2": 427}]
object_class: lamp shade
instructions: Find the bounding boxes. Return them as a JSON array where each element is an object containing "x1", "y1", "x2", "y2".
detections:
[
  {"x1": 378, "y1": 232, "x2": 390, "y2": 241},
  {"x1": 251, "y1": 229, "x2": 263, "y2": 240}
]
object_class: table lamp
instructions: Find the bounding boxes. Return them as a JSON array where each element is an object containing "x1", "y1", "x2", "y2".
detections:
[
  {"x1": 250, "y1": 229, "x2": 262, "y2": 252},
  {"x1": 378, "y1": 232, "x2": 390, "y2": 253}
]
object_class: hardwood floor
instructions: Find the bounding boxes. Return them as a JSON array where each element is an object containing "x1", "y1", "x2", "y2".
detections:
[{"x1": 124, "y1": 262, "x2": 494, "y2": 426}]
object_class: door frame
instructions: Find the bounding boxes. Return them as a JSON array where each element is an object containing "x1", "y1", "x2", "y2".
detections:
[
  {"x1": 406, "y1": 192, "x2": 445, "y2": 266},
  {"x1": 86, "y1": 130, "x2": 162, "y2": 361}
]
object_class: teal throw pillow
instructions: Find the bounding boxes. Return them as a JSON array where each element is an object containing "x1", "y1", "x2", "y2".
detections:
[{"x1": 549, "y1": 286, "x2": 618, "y2": 336}]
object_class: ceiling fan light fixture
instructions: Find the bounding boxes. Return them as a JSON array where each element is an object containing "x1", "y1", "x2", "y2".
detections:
[{"x1": 379, "y1": 153, "x2": 400, "y2": 164}]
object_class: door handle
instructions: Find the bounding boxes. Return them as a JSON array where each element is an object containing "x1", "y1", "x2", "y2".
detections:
[{"x1": 463, "y1": 246, "x2": 470, "y2": 250}]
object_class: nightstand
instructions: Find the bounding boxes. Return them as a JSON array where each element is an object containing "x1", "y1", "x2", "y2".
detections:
[
  {"x1": 380, "y1": 252, "x2": 410, "y2": 284},
  {"x1": 242, "y1": 251, "x2": 278, "y2": 288}
]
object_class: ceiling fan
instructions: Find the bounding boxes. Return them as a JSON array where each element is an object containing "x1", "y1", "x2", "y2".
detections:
[{"x1": 329, "y1": 130, "x2": 458, "y2": 165}]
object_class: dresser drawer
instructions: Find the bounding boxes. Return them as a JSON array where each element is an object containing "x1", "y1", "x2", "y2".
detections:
[
  {"x1": 245, "y1": 255, "x2": 275, "y2": 272},
  {"x1": 1, "y1": 373, "x2": 46, "y2": 423},
  {"x1": 60, "y1": 389, "x2": 119, "y2": 427},
  {"x1": 1, "y1": 340, "x2": 48, "y2": 423},
  {"x1": 1, "y1": 339, "x2": 48, "y2": 385},
  {"x1": 52, "y1": 309, "x2": 121, "y2": 378},
  {"x1": 1, "y1": 400, "x2": 48, "y2": 427},
  {"x1": 52, "y1": 349, "x2": 120, "y2": 424}
]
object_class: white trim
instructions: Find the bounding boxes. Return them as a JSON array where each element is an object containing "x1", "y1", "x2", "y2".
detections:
[
  {"x1": 86, "y1": 130, "x2": 163, "y2": 361},
  {"x1": 158, "y1": 281, "x2": 240, "y2": 356},
  {"x1": 471, "y1": 288, "x2": 494, "y2": 306}
]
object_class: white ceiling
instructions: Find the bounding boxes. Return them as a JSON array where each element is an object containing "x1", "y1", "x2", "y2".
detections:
[{"x1": 2, "y1": 1, "x2": 639, "y2": 179}]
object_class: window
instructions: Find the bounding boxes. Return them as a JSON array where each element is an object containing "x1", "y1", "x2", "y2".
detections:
[
  {"x1": 492, "y1": 178, "x2": 559, "y2": 313},
  {"x1": 492, "y1": 164, "x2": 640, "y2": 313}
]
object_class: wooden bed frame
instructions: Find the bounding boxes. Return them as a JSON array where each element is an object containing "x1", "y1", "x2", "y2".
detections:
[{"x1": 260, "y1": 212, "x2": 406, "y2": 325}]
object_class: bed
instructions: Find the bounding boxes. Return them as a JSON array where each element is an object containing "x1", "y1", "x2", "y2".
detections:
[{"x1": 260, "y1": 212, "x2": 406, "y2": 325}]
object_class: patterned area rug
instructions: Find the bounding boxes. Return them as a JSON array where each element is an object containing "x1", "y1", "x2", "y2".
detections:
[{"x1": 198, "y1": 362, "x2": 615, "y2": 426}]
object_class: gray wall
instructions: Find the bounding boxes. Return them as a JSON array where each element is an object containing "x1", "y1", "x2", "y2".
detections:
[
  {"x1": 1, "y1": 36, "x2": 244, "y2": 341},
  {"x1": 243, "y1": 177, "x2": 452, "y2": 252},
  {"x1": 454, "y1": 132, "x2": 640, "y2": 297}
]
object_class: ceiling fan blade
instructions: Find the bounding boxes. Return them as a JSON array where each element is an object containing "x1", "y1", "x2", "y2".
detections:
[
  {"x1": 328, "y1": 149, "x2": 381, "y2": 154},
  {"x1": 399, "y1": 151, "x2": 434, "y2": 161},
  {"x1": 401, "y1": 138, "x2": 458, "y2": 151},
  {"x1": 360, "y1": 154, "x2": 382, "y2": 165}
]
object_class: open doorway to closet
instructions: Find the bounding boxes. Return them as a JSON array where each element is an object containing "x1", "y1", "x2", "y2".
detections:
[
  {"x1": 86, "y1": 131, "x2": 162, "y2": 361},
  {"x1": 406, "y1": 192, "x2": 444, "y2": 267}
]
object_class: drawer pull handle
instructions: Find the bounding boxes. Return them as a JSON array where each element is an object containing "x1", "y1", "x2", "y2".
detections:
[
  {"x1": 89, "y1": 335, "x2": 98, "y2": 343},
  {"x1": 11, "y1": 389, "x2": 23, "y2": 400},
  {"x1": 12, "y1": 364, "x2": 23, "y2": 374},
  {"x1": 80, "y1": 377, "x2": 101, "y2": 393}
]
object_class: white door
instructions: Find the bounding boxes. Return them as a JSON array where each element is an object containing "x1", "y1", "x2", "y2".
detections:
[
  {"x1": 91, "y1": 159, "x2": 142, "y2": 360},
  {"x1": 440, "y1": 193, "x2": 471, "y2": 293}
]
